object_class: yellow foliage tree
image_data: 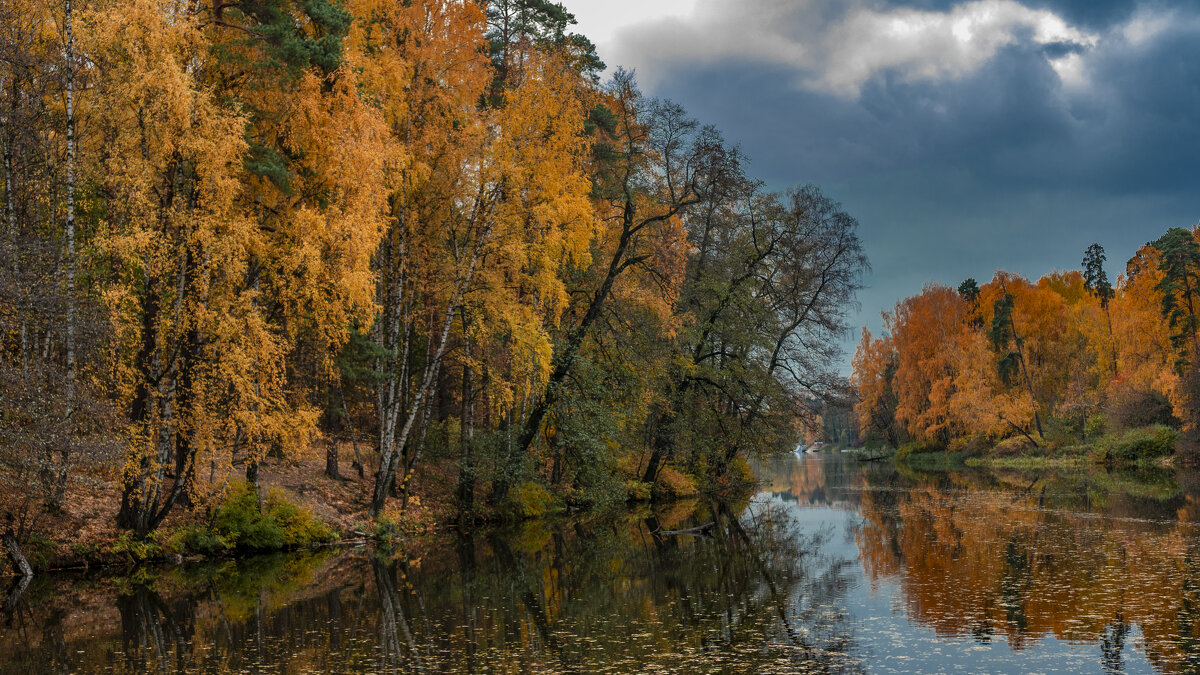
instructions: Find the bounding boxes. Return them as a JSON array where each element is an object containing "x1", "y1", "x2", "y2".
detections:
[{"x1": 90, "y1": 0, "x2": 389, "y2": 534}]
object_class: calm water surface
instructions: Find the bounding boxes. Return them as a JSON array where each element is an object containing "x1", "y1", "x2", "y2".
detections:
[{"x1": 4, "y1": 454, "x2": 1200, "y2": 673}]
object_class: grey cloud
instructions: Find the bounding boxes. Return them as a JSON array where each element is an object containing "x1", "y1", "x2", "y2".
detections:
[
  {"x1": 611, "y1": 0, "x2": 1099, "y2": 97},
  {"x1": 603, "y1": 0, "x2": 1200, "y2": 369}
]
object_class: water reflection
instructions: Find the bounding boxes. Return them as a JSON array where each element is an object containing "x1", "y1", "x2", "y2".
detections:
[
  {"x1": 0, "y1": 500, "x2": 861, "y2": 674},
  {"x1": 10, "y1": 456, "x2": 1200, "y2": 673},
  {"x1": 856, "y1": 461, "x2": 1200, "y2": 673}
]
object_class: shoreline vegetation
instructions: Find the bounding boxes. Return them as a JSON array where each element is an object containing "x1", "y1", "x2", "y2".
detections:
[
  {"x1": 0, "y1": 448, "x2": 760, "y2": 581},
  {"x1": 848, "y1": 226, "x2": 1200, "y2": 485},
  {"x1": 1, "y1": 1, "x2": 867, "y2": 581}
]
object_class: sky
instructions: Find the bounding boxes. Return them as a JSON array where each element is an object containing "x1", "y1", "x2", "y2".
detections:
[{"x1": 565, "y1": 0, "x2": 1200, "y2": 373}]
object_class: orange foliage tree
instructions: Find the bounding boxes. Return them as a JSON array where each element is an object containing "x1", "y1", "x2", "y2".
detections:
[{"x1": 854, "y1": 230, "x2": 1200, "y2": 451}]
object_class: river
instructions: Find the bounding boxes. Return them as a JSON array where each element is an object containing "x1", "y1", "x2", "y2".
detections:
[{"x1": 3, "y1": 453, "x2": 1200, "y2": 673}]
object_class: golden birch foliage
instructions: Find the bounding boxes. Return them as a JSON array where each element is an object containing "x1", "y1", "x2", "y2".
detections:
[
  {"x1": 350, "y1": 0, "x2": 595, "y2": 415},
  {"x1": 979, "y1": 271, "x2": 1071, "y2": 412},
  {"x1": 87, "y1": 0, "x2": 262, "y2": 498},
  {"x1": 1034, "y1": 271, "x2": 1099, "y2": 411},
  {"x1": 89, "y1": 0, "x2": 390, "y2": 508},
  {"x1": 472, "y1": 50, "x2": 596, "y2": 411},
  {"x1": 212, "y1": 37, "x2": 391, "y2": 369},
  {"x1": 262, "y1": 69, "x2": 391, "y2": 355},
  {"x1": 1035, "y1": 271, "x2": 1111, "y2": 413}
]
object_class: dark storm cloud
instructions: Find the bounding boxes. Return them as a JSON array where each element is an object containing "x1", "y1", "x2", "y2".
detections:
[{"x1": 602, "y1": 0, "x2": 1200, "y2": 368}]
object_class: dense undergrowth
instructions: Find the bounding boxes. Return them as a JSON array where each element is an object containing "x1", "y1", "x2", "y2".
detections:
[{"x1": 105, "y1": 482, "x2": 338, "y2": 565}]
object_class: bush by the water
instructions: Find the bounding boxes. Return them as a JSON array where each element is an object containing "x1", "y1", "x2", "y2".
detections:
[
  {"x1": 947, "y1": 434, "x2": 991, "y2": 456},
  {"x1": 895, "y1": 440, "x2": 943, "y2": 461},
  {"x1": 1094, "y1": 425, "x2": 1179, "y2": 465},
  {"x1": 654, "y1": 466, "x2": 699, "y2": 498},
  {"x1": 992, "y1": 436, "x2": 1037, "y2": 456},
  {"x1": 506, "y1": 481, "x2": 562, "y2": 519},
  {"x1": 183, "y1": 482, "x2": 335, "y2": 554}
]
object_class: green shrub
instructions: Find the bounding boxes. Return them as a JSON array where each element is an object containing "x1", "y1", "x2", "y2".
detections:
[
  {"x1": 508, "y1": 481, "x2": 559, "y2": 518},
  {"x1": 187, "y1": 481, "x2": 335, "y2": 554},
  {"x1": 264, "y1": 488, "x2": 335, "y2": 546},
  {"x1": 1044, "y1": 416, "x2": 1083, "y2": 446},
  {"x1": 895, "y1": 440, "x2": 942, "y2": 461},
  {"x1": 213, "y1": 482, "x2": 285, "y2": 551},
  {"x1": 177, "y1": 526, "x2": 229, "y2": 555},
  {"x1": 947, "y1": 434, "x2": 990, "y2": 456},
  {"x1": 1095, "y1": 425, "x2": 1179, "y2": 465},
  {"x1": 625, "y1": 480, "x2": 651, "y2": 502},
  {"x1": 111, "y1": 531, "x2": 164, "y2": 563}
]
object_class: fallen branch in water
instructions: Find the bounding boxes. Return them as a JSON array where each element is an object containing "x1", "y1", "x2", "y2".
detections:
[{"x1": 656, "y1": 522, "x2": 716, "y2": 537}]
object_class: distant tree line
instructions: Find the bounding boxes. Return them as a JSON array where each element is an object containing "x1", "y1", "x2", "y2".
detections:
[{"x1": 853, "y1": 229, "x2": 1200, "y2": 455}]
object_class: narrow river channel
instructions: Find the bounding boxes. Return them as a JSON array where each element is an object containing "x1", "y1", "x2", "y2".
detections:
[{"x1": 3, "y1": 453, "x2": 1200, "y2": 673}]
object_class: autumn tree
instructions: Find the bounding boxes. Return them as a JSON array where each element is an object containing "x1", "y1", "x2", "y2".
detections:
[
  {"x1": 958, "y1": 278, "x2": 982, "y2": 328},
  {"x1": 355, "y1": 0, "x2": 596, "y2": 516},
  {"x1": 948, "y1": 327, "x2": 1040, "y2": 444},
  {"x1": 981, "y1": 272, "x2": 1065, "y2": 438},
  {"x1": 1109, "y1": 244, "x2": 1178, "y2": 418},
  {"x1": 484, "y1": 0, "x2": 603, "y2": 90},
  {"x1": 488, "y1": 72, "x2": 741, "y2": 502},
  {"x1": 0, "y1": 0, "x2": 118, "y2": 572},
  {"x1": 643, "y1": 183, "x2": 866, "y2": 483},
  {"x1": 91, "y1": 0, "x2": 389, "y2": 535},
  {"x1": 886, "y1": 285, "x2": 967, "y2": 444}
]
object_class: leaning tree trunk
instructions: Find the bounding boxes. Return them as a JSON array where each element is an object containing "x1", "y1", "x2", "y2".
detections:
[{"x1": 2, "y1": 528, "x2": 33, "y2": 578}]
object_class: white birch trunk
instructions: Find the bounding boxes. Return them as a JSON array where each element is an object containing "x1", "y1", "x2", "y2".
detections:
[
  {"x1": 56, "y1": 0, "x2": 78, "y2": 502},
  {"x1": 371, "y1": 228, "x2": 489, "y2": 515}
]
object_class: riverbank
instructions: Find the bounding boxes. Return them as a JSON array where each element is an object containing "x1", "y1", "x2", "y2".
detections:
[
  {"x1": 0, "y1": 439, "x2": 752, "y2": 579},
  {"x1": 11, "y1": 453, "x2": 1200, "y2": 674},
  {"x1": 0, "y1": 491, "x2": 790, "y2": 674},
  {"x1": 876, "y1": 423, "x2": 1184, "y2": 472},
  {"x1": 1, "y1": 443, "x2": 396, "y2": 577}
]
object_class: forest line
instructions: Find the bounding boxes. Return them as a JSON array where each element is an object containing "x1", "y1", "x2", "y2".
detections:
[
  {"x1": 0, "y1": 0, "x2": 866, "y2": 575},
  {"x1": 851, "y1": 226, "x2": 1200, "y2": 462}
]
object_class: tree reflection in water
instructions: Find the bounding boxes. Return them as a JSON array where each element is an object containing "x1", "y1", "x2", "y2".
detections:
[
  {"x1": 855, "y1": 464, "x2": 1200, "y2": 673},
  {"x1": 0, "y1": 499, "x2": 862, "y2": 674}
]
